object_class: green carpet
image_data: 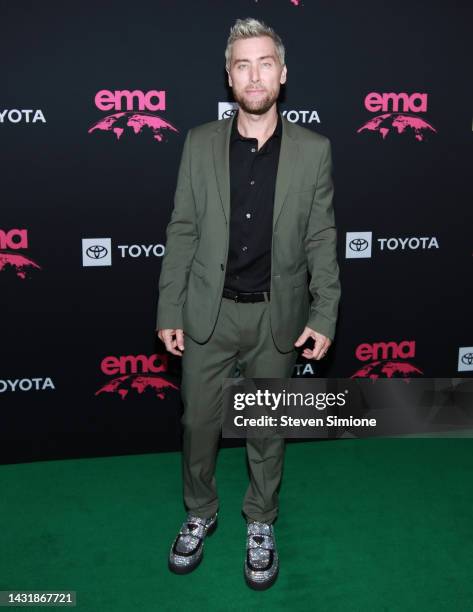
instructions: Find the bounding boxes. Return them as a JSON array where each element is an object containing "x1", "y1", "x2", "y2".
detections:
[{"x1": 1, "y1": 439, "x2": 473, "y2": 611}]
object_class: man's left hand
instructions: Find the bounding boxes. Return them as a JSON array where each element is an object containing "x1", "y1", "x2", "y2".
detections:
[{"x1": 294, "y1": 326, "x2": 332, "y2": 360}]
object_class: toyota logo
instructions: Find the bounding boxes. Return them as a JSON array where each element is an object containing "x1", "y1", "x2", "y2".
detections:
[
  {"x1": 223, "y1": 108, "x2": 237, "y2": 119},
  {"x1": 349, "y1": 238, "x2": 369, "y2": 252},
  {"x1": 86, "y1": 245, "x2": 108, "y2": 259},
  {"x1": 461, "y1": 352, "x2": 473, "y2": 365}
]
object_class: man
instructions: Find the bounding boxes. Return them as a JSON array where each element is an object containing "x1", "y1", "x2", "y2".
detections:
[{"x1": 156, "y1": 17, "x2": 341, "y2": 590}]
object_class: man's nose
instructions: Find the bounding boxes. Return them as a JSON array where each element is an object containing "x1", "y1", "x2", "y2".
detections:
[{"x1": 249, "y1": 66, "x2": 261, "y2": 82}]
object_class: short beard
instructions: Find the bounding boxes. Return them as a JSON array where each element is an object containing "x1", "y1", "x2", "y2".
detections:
[{"x1": 233, "y1": 89, "x2": 279, "y2": 116}]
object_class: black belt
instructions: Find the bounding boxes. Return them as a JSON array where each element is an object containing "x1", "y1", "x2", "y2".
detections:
[{"x1": 222, "y1": 288, "x2": 270, "y2": 303}]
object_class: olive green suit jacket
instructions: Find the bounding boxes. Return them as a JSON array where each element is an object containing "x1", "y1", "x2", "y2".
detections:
[{"x1": 156, "y1": 111, "x2": 341, "y2": 353}]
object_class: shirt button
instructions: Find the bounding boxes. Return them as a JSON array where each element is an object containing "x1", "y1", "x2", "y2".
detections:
[
  {"x1": 242, "y1": 246, "x2": 248, "y2": 252},
  {"x1": 251, "y1": 147, "x2": 256, "y2": 153},
  {"x1": 246, "y1": 213, "x2": 251, "y2": 219},
  {"x1": 250, "y1": 180, "x2": 255, "y2": 186}
]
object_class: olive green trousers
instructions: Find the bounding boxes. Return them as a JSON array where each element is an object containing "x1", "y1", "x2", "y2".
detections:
[{"x1": 180, "y1": 295, "x2": 298, "y2": 524}]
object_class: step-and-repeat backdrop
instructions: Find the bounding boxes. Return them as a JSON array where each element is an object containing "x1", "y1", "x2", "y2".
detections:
[{"x1": 1, "y1": 1, "x2": 471, "y2": 462}]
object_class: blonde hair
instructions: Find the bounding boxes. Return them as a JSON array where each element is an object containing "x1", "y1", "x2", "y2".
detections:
[{"x1": 225, "y1": 17, "x2": 285, "y2": 70}]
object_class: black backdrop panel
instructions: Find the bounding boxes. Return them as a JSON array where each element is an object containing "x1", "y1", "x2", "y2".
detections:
[{"x1": 1, "y1": 0, "x2": 472, "y2": 463}]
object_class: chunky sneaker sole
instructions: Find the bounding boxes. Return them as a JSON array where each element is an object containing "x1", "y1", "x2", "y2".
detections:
[
  {"x1": 168, "y1": 513, "x2": 218, "y2": 575},
  {"x1": 244, "y1": 563, "x2": 279, "y2": 590}
]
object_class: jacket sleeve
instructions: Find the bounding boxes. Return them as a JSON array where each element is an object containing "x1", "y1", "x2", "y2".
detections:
[
  {"x1": 304, "y1": 138, "x2": 341, "y2": 341},
  {"x1": 156, "y1": 129, "x2": 198, "y2": 330}
]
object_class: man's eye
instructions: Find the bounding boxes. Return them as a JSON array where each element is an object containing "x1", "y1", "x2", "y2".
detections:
[{"x1": 263, "y1": 63, "x2": 271, "y2": 67}]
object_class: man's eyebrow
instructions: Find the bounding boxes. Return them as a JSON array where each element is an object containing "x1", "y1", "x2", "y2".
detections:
[{"x1": 233, "y1": 55, "x2": 276, "y2": 63}]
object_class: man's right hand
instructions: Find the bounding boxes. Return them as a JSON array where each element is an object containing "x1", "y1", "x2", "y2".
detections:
[{"x1": 157, "y1": 328, "x2": 185, "y2": 356}]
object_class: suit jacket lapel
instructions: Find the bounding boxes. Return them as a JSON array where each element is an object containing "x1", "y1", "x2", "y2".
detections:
[
  {"x1": 212, "y1": 113, "x2": 234, "y2": 224},
  {"x1": 273, "y1": 116, "x2": 298, "y2": 230},
  {"x1": 212, "y1": 111, "x2": 298, "y2": 229}
]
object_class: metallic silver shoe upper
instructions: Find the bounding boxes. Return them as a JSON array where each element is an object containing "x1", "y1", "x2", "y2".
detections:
[
  {"x1": 245, "y1": 520, "x2": 279, "y2": 585},
  {"x1": 169, "y1": 512, "x2": 217, "y2": 570}
]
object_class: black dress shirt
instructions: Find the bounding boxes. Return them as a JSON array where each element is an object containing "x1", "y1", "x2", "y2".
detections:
[{"x1": 224, "y1": 109, "x2": 282, "y2": 293}]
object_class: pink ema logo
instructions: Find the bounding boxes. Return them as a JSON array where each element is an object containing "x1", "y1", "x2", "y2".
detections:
[
  {"x1": 88, "y1": 89, "x2": 179, "y2": 142},
  {"x1": 351, "y1": 340, "x2": 423, "y2": 379},
  {"x1": 357, "y1": 92, "x2": 437, "y2": 141},
  {"x1": 95, "y1": 353, "x2": 179, "y2": 400},
  {"x1": 0, "y1": 229, "x2": 42, "y2": 279}
]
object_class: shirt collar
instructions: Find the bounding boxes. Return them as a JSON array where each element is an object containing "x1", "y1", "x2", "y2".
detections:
[{"x1": 230, "y1": 108, "x2": 282, "y2": 143}]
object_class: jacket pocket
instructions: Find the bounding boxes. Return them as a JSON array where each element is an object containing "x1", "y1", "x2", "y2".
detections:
[{"x1": 287, "y1": 182, "x2": 316, "y2": 195}]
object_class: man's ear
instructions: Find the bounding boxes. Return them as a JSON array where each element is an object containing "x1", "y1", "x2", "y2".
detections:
[
  {"x1": 227, "y1": 69, "x2": 233, "y2": 88},
  {"x1": 280, "y1": 64, "x2": 287, "y2": 85}
]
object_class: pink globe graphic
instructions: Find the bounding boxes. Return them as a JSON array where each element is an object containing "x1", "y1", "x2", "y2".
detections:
[
  {"x1": 0, "y1": 252, "x2": 41, "y2": 279},
  {"x1": 95, "y1": 374, "x2": 179, "y2": 400},
  {"x1": 88, "y1": 111, "x2": 179, "y2": 141},
  {"x1": 351, "y1": 360, "x2": 423, "y2": 380},
  {"x1": 357, "y1": 113, "x2": 437, "y2": 141}
]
